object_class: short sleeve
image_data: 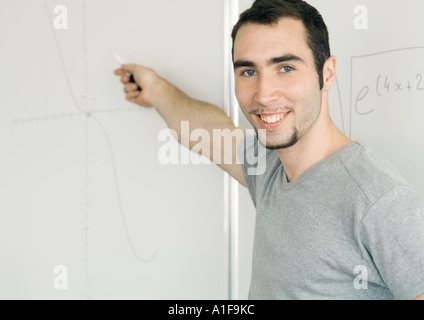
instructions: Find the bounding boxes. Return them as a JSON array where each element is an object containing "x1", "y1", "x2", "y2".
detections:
[
  {"x1": 237, "y1": 135, "x2": 258, "y2": 206},
  {"x1": 359, "y1": 186, "x2": 424, "y2": 300}
]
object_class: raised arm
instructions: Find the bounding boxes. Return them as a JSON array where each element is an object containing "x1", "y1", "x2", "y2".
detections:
[{"x1": 114, "y1": 64, "x2": 246, "y2": 187}]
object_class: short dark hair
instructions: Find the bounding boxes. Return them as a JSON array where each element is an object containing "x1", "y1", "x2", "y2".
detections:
[{"x1": 231, "y1": 0, "x2": 331, "y2": 89}]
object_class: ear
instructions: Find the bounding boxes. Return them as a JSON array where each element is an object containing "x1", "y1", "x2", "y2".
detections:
[{"x1": 322, "y1": 55, "x2": 337, "y2": 91}]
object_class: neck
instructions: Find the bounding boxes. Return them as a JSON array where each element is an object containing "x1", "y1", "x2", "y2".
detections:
[{"x1": 277, "y1": 104, "x2": 353, "y2": 183}]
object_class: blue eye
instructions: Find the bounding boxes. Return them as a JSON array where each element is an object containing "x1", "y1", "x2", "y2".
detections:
[
  {"x1": 281, "y1": 66, "x2": 294, "y2": 73},
  {"x1": 242, "y1": 70, "x2": 256, "y2": 77}
]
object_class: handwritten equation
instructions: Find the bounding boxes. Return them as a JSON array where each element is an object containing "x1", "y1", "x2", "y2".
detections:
[
  {"x1": 355, "y1": 72, "x2": 424, "y2": 115},
  {"x1": 375, "y1": 73, "x2": 423, "y2": 96},
  {"x1": 350, "y1": 47, "x2": 424, "y2": 135},
  {"x1": 349, "y1": 47, "x2": 424, "y2": 198},
  {"x1": 352, "y1": 48, "x2": 424, "y2": 117}
]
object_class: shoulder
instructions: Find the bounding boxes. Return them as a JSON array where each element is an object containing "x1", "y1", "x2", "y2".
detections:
[
  {"x1": 337, "y1": 142, "x2": 416, "y2": 204},
  {"x1": 343, "y1": 144, "x2": 424, "y2": 299}
]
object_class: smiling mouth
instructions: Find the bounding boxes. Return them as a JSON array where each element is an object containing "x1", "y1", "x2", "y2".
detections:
[
  {"x1": 258, "y1": 112, "x2": 289, "y2": 123},
  {"x1": 255, "y1": 112, "x2": 290, "y2": 128}
]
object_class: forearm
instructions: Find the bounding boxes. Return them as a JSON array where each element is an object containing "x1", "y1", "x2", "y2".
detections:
[
  {"x1": 115, "y1": 64, "x2": 246, "y2": 185},
  {"x1": 150, "y1": 76, "x2": 237, "y2": 151}
]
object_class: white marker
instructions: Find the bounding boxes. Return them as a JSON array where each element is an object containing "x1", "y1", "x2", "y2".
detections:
[
  {"x1": 111, "y1": 50, "x2": 125, "y2": 65},
  {"x1": 111, "y1": 50, "x2": 140, "y2": 90}
]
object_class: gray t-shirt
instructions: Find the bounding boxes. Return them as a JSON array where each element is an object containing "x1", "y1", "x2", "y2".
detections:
[{"x1": 238, "y1": 136, "x2": 424, "y2": 300}]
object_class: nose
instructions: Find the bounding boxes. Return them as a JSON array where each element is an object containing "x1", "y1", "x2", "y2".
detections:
[{"x1": 254, "y1": 72, "x2": 281, "y2": 107}]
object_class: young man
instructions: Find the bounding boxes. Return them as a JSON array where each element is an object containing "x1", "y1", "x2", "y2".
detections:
[{"x1": 114, "y1": 0, "x2": 424, "y2": 300}]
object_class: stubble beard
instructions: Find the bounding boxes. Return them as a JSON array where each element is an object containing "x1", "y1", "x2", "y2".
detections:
[
  {"x1": 265, "y1": 129, "x2": 300, "y2": 150},
  {"x1": 256, "y1": 104, "x2": 321, "y2": 151},
  {"x1": 255, "y1": 128, "x2": 300, "y2": 150}
]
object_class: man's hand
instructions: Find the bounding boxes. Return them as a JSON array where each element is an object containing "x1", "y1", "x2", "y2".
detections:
[{"x1": 114, "y1": 64, "x2": 159, "y2": 107}]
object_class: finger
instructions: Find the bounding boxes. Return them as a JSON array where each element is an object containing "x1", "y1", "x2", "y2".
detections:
[
  {"x1": 120, "y1": 74, "x2": 130, "y2": 84},
  {"x1": 126, "y1": 90, "x2": 140, "y2": 100},
  {"x1": 122, "y1": 63, "x2": 137, "y2": 74},
  {"x1": 114, "y1": 68, "x2": 124, "y2": 76},
  {"x1": 123, "y1": 83, "x2": 139, "y2": 93}
]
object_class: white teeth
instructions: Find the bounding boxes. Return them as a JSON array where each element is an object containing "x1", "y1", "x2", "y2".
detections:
[{"x1": 260, "y1": 113, "x2": 286, "y2": 124}]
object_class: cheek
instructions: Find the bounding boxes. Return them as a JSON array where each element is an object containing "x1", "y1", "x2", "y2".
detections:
[
  {"x1": 296, "y1": 87, "x2": 322, "y2": 126},
  {"x1": 289, "y1": 76, "x2": 321, "y2": 107},
  {"x1": 276, "y1": 83, "x2": 302, "y2": 110},
  {"x1": 235, "y1": 81, "x2": 253, "y2": 109}
]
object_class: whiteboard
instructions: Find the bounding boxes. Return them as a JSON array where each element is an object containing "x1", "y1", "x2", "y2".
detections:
[
  {"x1": 0, "y1": 0, "x2": 228, "y2": 299},
  {"x1": 1, "y1": 0, "x2": 423, "y2": 300}
]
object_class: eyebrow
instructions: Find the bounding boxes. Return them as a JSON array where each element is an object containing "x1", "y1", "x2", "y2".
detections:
[{"x1": 233, "y1": 54, "x2": 305, "y2": 69}]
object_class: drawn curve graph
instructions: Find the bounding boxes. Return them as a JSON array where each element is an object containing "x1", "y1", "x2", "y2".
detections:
[
  {"x1": 1, "y1": 0, "x2": 228, "y2": 300},
  {"x1": 6, "y1": 0, "x2": 156, "y2": 298},
  {"x1": 44, "y1": 1, "x2": 156, "y2": 262},
  {"x1": 41, "y1": 0, "x2": 156, "y2": 262}
]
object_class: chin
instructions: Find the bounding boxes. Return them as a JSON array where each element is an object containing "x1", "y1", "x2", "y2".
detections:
[{"x1": 258, "y1": 130, "x2": 299, "y2": 150}]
